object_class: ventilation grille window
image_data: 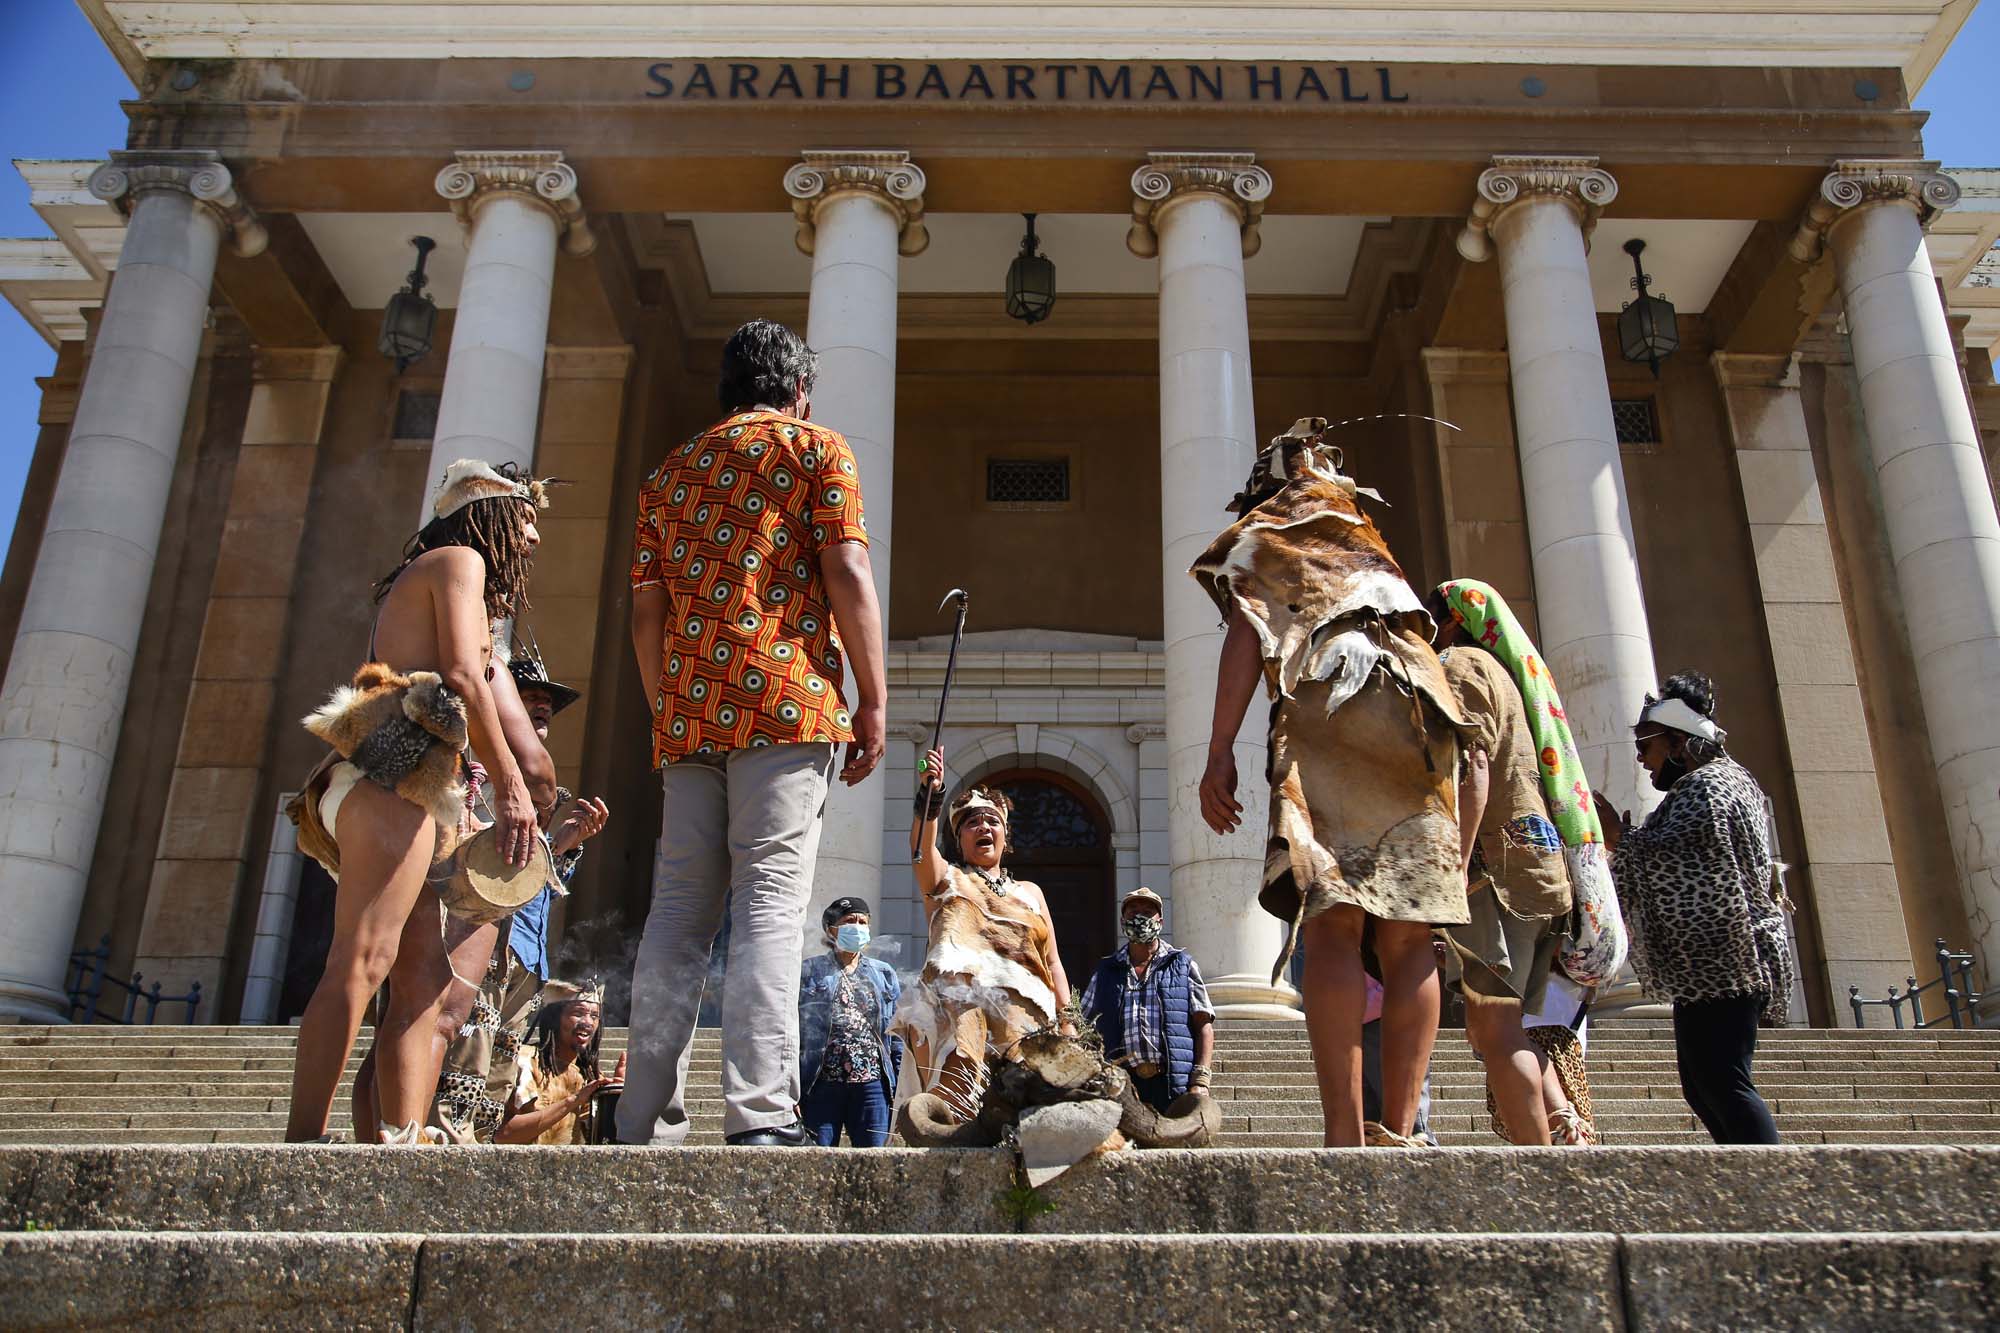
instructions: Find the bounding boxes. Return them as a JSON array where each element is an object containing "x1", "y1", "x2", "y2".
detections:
[
  {"x1": 1611, "y1": 398, "x2": 1661, "y2": 447},
  {"x1": 393, "y1": 389, "x2": 442, "y2": 442},
  {"x1": 987, "y1": 458, "x2": 1070, "y2": 505}
]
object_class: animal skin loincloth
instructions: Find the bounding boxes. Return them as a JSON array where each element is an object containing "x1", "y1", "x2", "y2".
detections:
[
  {"x1": 893, "y1": 865, "x2": 1059, "y2": 1126},
  {"x1": 1191, "y1": 418, "x2": 1470, "y2": 980},
  {"x1": 297, "y1": 662, "x2": 470, "y2": 865}
]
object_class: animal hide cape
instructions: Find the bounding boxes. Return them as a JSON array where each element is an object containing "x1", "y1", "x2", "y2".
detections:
[
  {"x1": 1190, "y1": 418, "x2": 1471, "y2": 981},
  {"x1": 892, "y1": 866, "x2": 1060, "y2": 1128},
  {"x1": 302, "y1": 662, "x2": 469, "y2": 832}
]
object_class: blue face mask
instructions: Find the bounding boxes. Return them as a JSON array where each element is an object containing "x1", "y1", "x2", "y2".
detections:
[{"x1": 835, "y1": 923, "x2": 870, "y2": 952}]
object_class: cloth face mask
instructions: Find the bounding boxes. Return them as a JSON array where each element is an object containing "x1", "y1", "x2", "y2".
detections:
[{"x1": 1123, "y1": 916, "x2": 1164, "y2": 945}]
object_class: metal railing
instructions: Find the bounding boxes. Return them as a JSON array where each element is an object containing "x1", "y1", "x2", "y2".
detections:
[
  {"x1": 63, "y1": 934, "x2": 203, "y2": 1025},
  {"x1": 1848, "y1": 938, "x2": 1989, "y2": 1029}
]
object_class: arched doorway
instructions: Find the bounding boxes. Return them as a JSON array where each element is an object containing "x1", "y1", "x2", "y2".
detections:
[{"x1": 980, "y1": 768, "x2": 1117, "y2": 989}]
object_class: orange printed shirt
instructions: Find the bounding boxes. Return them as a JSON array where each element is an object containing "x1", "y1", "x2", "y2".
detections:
[{"x1": 631, "y1": 410, "x2": 868, "y2": 766}]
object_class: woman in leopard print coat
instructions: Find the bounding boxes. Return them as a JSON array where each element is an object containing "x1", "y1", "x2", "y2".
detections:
[{"x1": 1596, "y1": 672, "x2": 1790, "y2": 1145}]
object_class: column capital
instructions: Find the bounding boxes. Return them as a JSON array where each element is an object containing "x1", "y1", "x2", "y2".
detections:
[
  {"x1": 435, "y1": 150, "x2": 596, "y2": 257},
  {"x1": 783, "y1": 150, "x2": 929, "y2": 257},
  {"x1": 1456, "y1": 155, "x2": 1618, "y2": 263},
  {"x1": 87, "y1": 149, "x2": 267, "y2": 258},
  {"x1": 1788, "y1": 159, "x2": 1961, "y2": 263},
  {"x1": 1125, "y1": 152, "x2": 1272, "y2": 259}
]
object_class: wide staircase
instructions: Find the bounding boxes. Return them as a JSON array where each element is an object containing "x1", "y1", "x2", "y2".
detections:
[
  {"x1": 1, "y1": 1019, "x2": 1999, "y2": 1146},
  {"x1": 3, "y1": 1020, "x2": 1998, "y2": 1328}
]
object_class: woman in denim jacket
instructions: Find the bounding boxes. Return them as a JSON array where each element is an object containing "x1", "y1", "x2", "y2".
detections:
[{"x1": 798, "y1": 896, "x2": 903, "y2": 1146}]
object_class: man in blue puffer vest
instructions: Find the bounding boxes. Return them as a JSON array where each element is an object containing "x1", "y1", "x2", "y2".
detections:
[
  {"x1": 1079, "y1": 889, "x2": 1216, "y2": 1113},
  {"x1": 798, "y1": 896, "x2": 903, "y2": 1146}
]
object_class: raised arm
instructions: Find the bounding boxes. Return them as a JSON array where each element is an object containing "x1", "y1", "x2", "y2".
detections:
[
  {"x1": 432, "y1": 548, "x2": 533, "y2": 867},
  {"x1": 912, "y1": 746, "x2": 950, "y2": 897}
]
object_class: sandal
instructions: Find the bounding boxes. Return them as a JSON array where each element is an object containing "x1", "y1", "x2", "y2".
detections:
[{"x1": 1548, "y1": 1105, "x2": 1597, "y2": 1146}]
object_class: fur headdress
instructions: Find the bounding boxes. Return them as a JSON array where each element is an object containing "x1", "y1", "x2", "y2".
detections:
[
  {"x1": 432, "y1": 459, "x2": 553, "y2": 522},
  {"x1": 948, "y1": 787, "x2": 1009, "y2": 831},
  {"x1": 541, "y1": 977, "x2": 606, "y2": 1007}
]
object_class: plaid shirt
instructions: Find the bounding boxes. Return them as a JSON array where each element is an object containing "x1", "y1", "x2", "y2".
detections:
[{"x1": 1079, "y1": 942, "x2": 1214, "y2": 1065}]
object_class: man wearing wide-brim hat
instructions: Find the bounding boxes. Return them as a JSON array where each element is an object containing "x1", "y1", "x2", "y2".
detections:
[{"x1": 1078, "y1": 888, "x2": 1217, "y2": 1114}]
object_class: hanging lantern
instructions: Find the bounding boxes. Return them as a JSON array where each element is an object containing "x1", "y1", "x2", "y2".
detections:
[
  {"x1": 378, "y1": 235, "x2": 439, "y2": 373},
  {"x1": 1617, "y1": 237, "x2": 1679, "y2": 379},
  {"x1": 1004, "y1": 213, "x2": 1056, "y2": 326}
]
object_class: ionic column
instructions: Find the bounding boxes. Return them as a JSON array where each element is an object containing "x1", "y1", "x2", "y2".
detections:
[
  {"x1": 1792, "y1": 160, "x2": 2000, "y2": 1009},
  {"x1": 1129, "y1": 152, "x2": 1294, "y2": 1018},
  {"x1": 423, "y1": 150, "x2": 594, "y2": 517},
  {"x1": 1457, "y1": 156, "x2": 1660, "y2": 820},
  {"x1": 784, "y1": 150, "x2": 926, "y2": 925},
  {"x1": 0, "y1": 150, "x2": 265, "y2": 1021}
]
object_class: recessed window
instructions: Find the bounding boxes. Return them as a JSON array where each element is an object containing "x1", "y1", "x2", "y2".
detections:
[
  {"x1": 392, "y1": 389, "x2": 441, "y2": 442},
  {"x1": 987, "y1": 458, "x2": 1070, "y2": 505},
  {"x1": 1610, "y1": 398, "x2": 1661, "y2": 448}
]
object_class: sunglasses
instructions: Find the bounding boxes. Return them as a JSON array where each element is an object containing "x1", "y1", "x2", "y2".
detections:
[{"x1": 1633, "y1": 729, "x2": 1669, "y2": 756}]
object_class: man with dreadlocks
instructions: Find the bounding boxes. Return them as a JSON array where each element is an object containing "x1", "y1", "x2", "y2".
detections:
[
  {"x1": 1192, "y1": 418, "x2": 1468, "y2": 1149},
  {"x1": 499, "y1": 979, "x2": 624, "y2": 1145},
  {"x1": 285, "y1": 459, "x2": 555, "y2": 1144}
]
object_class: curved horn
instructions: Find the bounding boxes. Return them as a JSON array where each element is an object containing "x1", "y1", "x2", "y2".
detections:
[
  {"x1": 895, "y1": 1092, "x2": 1003, "y2": 1148},
  {"x1": 1117, "y1": 1083, "x2": 1222, "y2": 1149}
]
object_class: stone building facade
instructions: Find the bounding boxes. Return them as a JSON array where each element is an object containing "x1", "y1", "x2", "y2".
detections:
[{"x1": 0, "y1": 2, "x2": 1997, "y2": 1025}]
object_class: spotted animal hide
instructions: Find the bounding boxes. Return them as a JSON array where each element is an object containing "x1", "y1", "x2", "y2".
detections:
[
  {"x1": 892, "y1": 866, "x2": 1059, "y2": 1127},
  {"x1": 303, "y1": 662, "x2": 468, "y2": 831},
  {"x1": 1190, "y1": 421, "x2": 1471, "y2": 978}
]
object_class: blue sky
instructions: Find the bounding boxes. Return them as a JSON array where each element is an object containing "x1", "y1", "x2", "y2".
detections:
[{"x1": 0, "y1": 4, "x2": 1994, "y2": 554}]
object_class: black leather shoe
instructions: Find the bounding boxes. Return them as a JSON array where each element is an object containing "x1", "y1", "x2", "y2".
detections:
[{"x1": 725, "y1": 1120, "x2": 810, "y2": 1147}]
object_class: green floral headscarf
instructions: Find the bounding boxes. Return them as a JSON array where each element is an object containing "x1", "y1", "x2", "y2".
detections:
[{"x1": 1438, "y1": 578, "x2": 1628, "y2": 986}]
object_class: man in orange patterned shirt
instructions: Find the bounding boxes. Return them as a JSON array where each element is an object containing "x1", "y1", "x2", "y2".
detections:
[{"x1": 617, "y1": 319, "x2": 886, "y2": 1147}]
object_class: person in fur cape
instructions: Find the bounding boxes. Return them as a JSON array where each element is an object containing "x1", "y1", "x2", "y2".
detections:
[{"x1": 284, "y1": 460, "x2": 557, "y2": 1144}]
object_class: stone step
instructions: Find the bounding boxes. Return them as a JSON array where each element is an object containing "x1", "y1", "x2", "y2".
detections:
[
  {"x1": 9, "y1": 1229, "x2": 1998, "y2": 1329},
  {"x1": 11, "y1": 1088, "x2": 2000, "y2": 1112},
  {"x1": 16, "y1": 1110, "x2": 2000, "y2": 1141},
  {"x1": 5, "y1": 1145, "x2": 1996, "y2": 1236}
]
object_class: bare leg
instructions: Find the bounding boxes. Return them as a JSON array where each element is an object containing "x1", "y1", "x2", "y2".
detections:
[
  {"x1": 285, "y1": 782, "x2": 435, "y2": 1142},
  {"x1": 351, "y1": 1044, "x2": 379, "y2": 1144},
  {"x1": 375, "y1": 891, "x2": 458, "y2": 1135},
  {"x1": 436, "y1": 919, "x2": 500, "y2": 1053},
  {"x1": 1299, "y1": 906, "x2": 1367, "y2": 1147},
  {"x1": 1375, "y1": 920, "x2": 1441, "y2": 1140},
  {"x1": 1537, "y1": 1048, "x2": 1572, "y2": 1117},
  {"x1": 1466, "y1": 993, "x2": 1550, "y2": 1145}
]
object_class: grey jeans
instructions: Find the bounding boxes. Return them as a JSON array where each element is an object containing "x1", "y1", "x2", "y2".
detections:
[{"x1": 616, "y1": 742, "x2": 834, "y2": 1143}]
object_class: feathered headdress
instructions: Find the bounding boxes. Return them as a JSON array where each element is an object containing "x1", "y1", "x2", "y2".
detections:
[
  {"x1": 507, "y1": 628, "x2": 581, "y2": 714},
  {"x1": 1226, "y1": 414, "x2": 1458, "y2": 514},
  {"x1": 431, "y1": 459, "x2": 554, "y2": 521}
]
